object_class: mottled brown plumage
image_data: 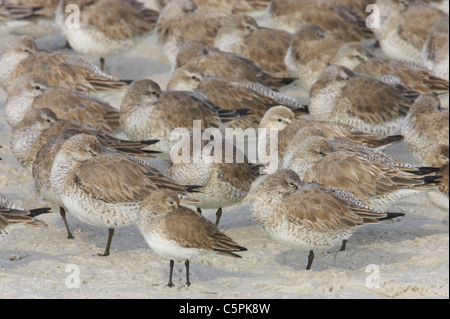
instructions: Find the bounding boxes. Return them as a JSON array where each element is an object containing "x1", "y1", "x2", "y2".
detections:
[
  {"x1": 137, "y1": 189, "x2": 247, "y2": 286},
  {"x1": 332, "y1": 42, "x2": 449, "y2": 94},
  {"x1": 10, "y1": 108, "x2": 157, "y2": 172},
  {"x1": 268, "y1": 0, "x2": 373, "y2": 41},
  {"x1": 175, "y1": 39, "x2": 295, "y2": 90},
  {"x1": 167, "y1": 65, "x2": 306, "y2": 128},
  {"x1": 309, "y1": 65, "x2": 419, "y2": 135},
  {"x1": 0, "y1": 193, "x2": 51, "y2": 236},
  {"x1": 156, "y1": 0, "x2": 230, "y2": 63},
  {"x1": 0, "y1": 36, "x2": 127, "y2": 93},
  {"x1": 5, "y1": 73, "x2": 121, "y2": 132},
  {"x1": 214, "y1": 14, "x2": 292, "y2": 76},
  {"x1": 402, "y1": 94, "x2": 449, "y2": 163},
  {"x1": 282, "y1": 136, "x2": 440, "y2": 209},
  {"x1": 250, "y1": 169, "x2": 392, "y2": 270},
  {"x1": 284, "y1": 24, "x2": 346, "y2": 90}
]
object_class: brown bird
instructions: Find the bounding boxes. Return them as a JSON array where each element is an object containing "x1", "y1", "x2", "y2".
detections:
[
  {"x1": 136, "y1": 189, "x2": 247, "y2": 287},
  {"x1": 175, "y1": 39, "x2": 296, "y2": 91},
  {"x1": 0, "y1": 36, "x2": 128, "y2": 93}
]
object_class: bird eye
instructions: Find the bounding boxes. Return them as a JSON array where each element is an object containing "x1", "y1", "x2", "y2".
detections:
[
  {"x1": 318, "y1": 151, "x2": 325, "y2": 156},
  {"x1": 277, "y1": 118, "x2": 283, "y2": 122},
  {"x1": 35, "y1": 86, "x2": 41, "y2": 90},
  {"x1": 45, "y1": 119, "x2": 51, "y2": 123}
]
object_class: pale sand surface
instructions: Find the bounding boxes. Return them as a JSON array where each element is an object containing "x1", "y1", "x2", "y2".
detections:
[{"x1": 0, "y1": 3, "x2": 448, "y2": 298}]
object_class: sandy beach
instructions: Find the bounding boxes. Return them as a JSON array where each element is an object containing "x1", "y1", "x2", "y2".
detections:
[{"x1": 0, "y1": 2, "x2": 448, "y2": 299}]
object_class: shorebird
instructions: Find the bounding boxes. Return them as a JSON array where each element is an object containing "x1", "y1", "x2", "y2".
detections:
[
  {"x1": 0, "y1": 0, "x2": 59, "y2": 38},
  {"x1": 267, "y1": 0, "x2": 374, "y2": 42},
  {"x1": 413, "y1": 0, "x2": 450, "y2": 14},
  {"x1": 167, "y1": 65, "x2": 307, "y2": 128},
  {"x1": 155, "y1": 0, "x2": 230, "y2": 63},
  {"x1": 5, "y1": 73, "x2": 121, "y2": 132},
  {"x1": 281, "y1": 135, "x2": 441, "y2": 211},
  {"x1": 286, "y1": 126, "x2": 422, "y2": 173},
  {"x1": 174, "y1": 39, "x2": 296, "y2": 91},
  {"x1": 50, "y1": 133, "x2": 198, "y2": 256},
  {"x1": 250, "y1": 169, "x2": 403, "y2": 270},
  {"x1": 1, "y1": 0, "x2": 39, "y2": 20},
  {"x1": 119, "y1": 78, "x2": 249, "y2": 154},
  {"x1": 155, "y1": 0, "x2": 270, "y2": 13},
  {"x1": 31, "y1": 123, "x2": 158, "y2": 240},
  {"x1": 422, "y1": 17, "x2": 449, "y2": 81},
  {"x1": 0, "y1": 36, "x2": 127, "y2": 93},
  {"x1": 284, "y1": 24, "x2": 346, "y2": 91},
  {"x1": 402, "y1": 94, "x2": 449, "y2": 163},
  {"x1": 0, "y1": 193, "x2": 51, "y2": 237},
  {"x1": 166, "y1": 137, "x2": 261, "y2": 226},
  {"x1": 373, "y1": 0, "x2": 447, "y2": 63},
  {"x1": 10, "y1": 107, "x2": 159, "y2": 173},
  {"x1": 214, "y1": 14, "x2": 293, "y2": 77},
  {"x1": 55, "y1": 0, "x2": 159, "y2": 71},
  {"x1": 331, "y1": 0, "x2": 375, "y2": 20},
  {"x1": 422, "y1": 144, "x2": 449, "y2": 209},
  {"x1": 309, "y1": 64, "x2": 419, "y2": 136},
  {"x1": 136, "y1": 189, "x2": 247, "y2": 287},
  {"x1": 332, "y1": 42, "x2": 449, "y2": 94},
  {"x1": 258, "y1": 106, "x2": 405, "y2": 162}
]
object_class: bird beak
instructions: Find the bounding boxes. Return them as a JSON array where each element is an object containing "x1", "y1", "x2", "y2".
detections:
[{"x1": 179, "y1": 196, "x2": 200, "y2": 205}]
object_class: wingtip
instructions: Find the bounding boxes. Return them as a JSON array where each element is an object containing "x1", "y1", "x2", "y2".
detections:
[{"x1": 28, "y1": 207, "x2": 52, "y2": 217}]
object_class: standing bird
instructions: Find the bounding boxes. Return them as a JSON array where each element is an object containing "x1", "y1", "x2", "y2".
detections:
[
  {"x1": 5, "y1": 73, "x2": 121, "y2": 132},
  {"x1": 373, "y1": 0, "x2": 447, "y2": 63},
  {"x1": 250, "y1": 169, "x2": 402, "y2": 270},
  {"x1": 284, "y1": 24, "x2": 346, "y2": 91},
  {"x1": 156, "y1": 0, "x2": 230, "y2": 63},
  {"x1": 309, "y1": 65, "x2": 419, "y2": 136},
  {"x1": 422, "y1": 144, "x2": 449, "y2": 210},
  {"x1": 214, "y1": 14, "x2": 293, "y2": 77},
  {"x1": 422, "y1": 17, "x2": 449, "y2": 81},
  {"x1": 0, "y1": 36, "x2": 127, "y2": 93},
  {"x1": 10, "y1": 107, "x2": 158, "y2": 173},
  {"x1": 258, "y1": 106, "x2": 405, "y2": 162},
  {"x1": 167, "y1": 65, "x2": 307, "y2": 128},
  {"x1": 267, "y1": 0, "x2": 374, "y2": 42},
  {"x1": 174, "y1": 39, "x2": 296, "y2": 91},
  {"x1": 136, "y1": 189, "x2": 247, "y2": 287},
  {"x1": 281, "y1": 135, "x2": 441, "y2": 211},
  {"x1": 55, "y1": 0, "x2": 159, "y2": 71},
  {"x1": 402, "y1": 94, "x2": 449, "y2": 163},
  {"x1": 50, "y1": 133, "x2": 199, "y2": 256},
  {"x1": 119, "y1": 78, "x2": 249, "y2": 155},
  {"x1": 166, "y1": 138, "x2": 261, "y2": 226},
  {"x1": 0, "y1": 0, "x2": 60, "y2": 38},
  {"x1": 332, "y1": 42, "x2": 449, "y2": 95}
]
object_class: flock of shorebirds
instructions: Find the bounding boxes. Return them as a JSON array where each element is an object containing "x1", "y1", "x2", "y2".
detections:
[{"x1": 0, "y1": 0, "x2": 449, "y2": 288}]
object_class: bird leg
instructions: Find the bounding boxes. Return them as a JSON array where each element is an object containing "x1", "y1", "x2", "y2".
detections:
[
  {"x1": 167, "y1": 260, "x2": 175, "y2": 287},
  {"x1": 306, "y1": 250, "x2": 314, "y2": 270},
  {"x1": 185, "y1": 260, "x2": 191, "y2": 287},
  {"x1": 59, "y1": 207, "x2": 74, "y2": 239},
  {"x1": 215, "y1": 208, "x2": 222, "y2": 226},
  {"x1": 100, "y1": 57, "x2": 105, "y2": 72},
  {"x1": 98, "y1": 228, "x2": 115, "y2": 256},
  {"x1": 339, "y1": 239, "x2": 347, "y2": 252}
]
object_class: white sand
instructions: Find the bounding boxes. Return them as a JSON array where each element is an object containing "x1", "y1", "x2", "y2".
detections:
[{"x1": 0, "y1": 4, "x2": 448, "y2": 299}]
